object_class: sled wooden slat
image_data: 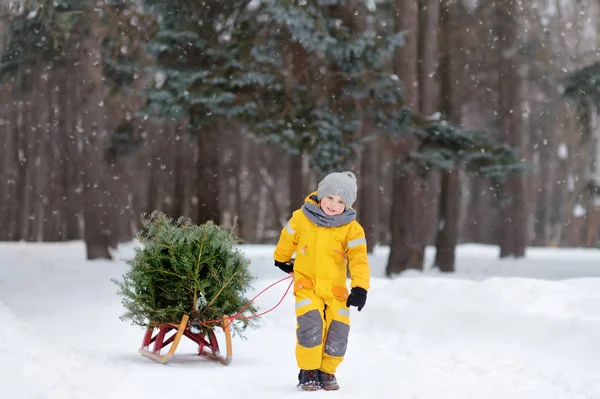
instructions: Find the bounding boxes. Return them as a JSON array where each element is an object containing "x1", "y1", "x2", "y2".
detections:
[
  {"x1": 139, "y1": 314, "x2": 189, "y2": 364},
  {"x1": 200, "y1": 316, "x2": 232, "y2": 365}
]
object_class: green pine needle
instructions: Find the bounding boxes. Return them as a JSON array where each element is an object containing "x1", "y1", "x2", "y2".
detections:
[{"x1": 112, "y1": 211, "x2": 257, "y2": 336}]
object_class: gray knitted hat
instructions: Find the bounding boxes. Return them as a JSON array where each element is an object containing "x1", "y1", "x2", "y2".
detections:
[{"x1": 317, "y1": 171, "x2": 357, "y2": 209}]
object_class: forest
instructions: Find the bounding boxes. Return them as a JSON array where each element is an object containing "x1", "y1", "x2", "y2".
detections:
[{"x1": 1, "y1": 0, "x2": 599, "y2": 275}]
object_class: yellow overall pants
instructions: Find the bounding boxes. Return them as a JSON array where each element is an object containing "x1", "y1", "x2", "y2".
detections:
[{"x1": 294, "y1": 281, "x2": 351, "y2": 374}]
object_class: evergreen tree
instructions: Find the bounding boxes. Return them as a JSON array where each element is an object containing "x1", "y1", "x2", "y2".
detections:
[
  {"x1": 103, "y1": 0, "x2": 523, "y2": 177},
  {"x1": 562, "y1": 62, "x2": 600, "y2": 109},
  {"x1": 113, "y1": 211, "x2": 257, "y2": 335},
  {"x1": 415, "y1": 122, "x2": 527, "y2": 180},
  {"x1": 0, "y1": 0, "x2": 78, "y2": 80},
  {"x1": 562, "y1": 62, "x2": 600, "y2": 143},
  {"x1": 254, "y1": 0, "x2": 408, "y2": 173},
  {"x1": 108, "y1": 0, "x2": 406, "y2": 174}
]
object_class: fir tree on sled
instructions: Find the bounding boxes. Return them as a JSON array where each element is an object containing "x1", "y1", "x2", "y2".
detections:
[{"x1": 113, "y1": 211, "x2": 257, "y2": 365}]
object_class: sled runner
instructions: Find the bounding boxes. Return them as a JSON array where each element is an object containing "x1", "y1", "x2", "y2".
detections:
[
  {"x1": 137, "y1": 275, "x2": 294, "y2": 366},
  {"x1": 139, "y1": 314, "x2": 233, "y2": 365}
]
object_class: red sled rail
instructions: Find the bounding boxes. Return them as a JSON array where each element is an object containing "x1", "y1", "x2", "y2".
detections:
[{"x1": 139, "y1": 314, "x2": 232, "y2": 365}]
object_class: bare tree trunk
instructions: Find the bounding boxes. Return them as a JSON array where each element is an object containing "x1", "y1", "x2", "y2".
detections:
[
  {"x1": 22, "y1": 92, "x2": 37, "y2": 241},
  {"x1": 60, "y1": 70, "x2": 83, "y2": 241},
  {"x1": 0, "y1": 81, "x2": 9, "y2": 240},
  {"x1": 496, "y1": 0, "x2": 527, "y2": 258},
  {"x1": 419, "y1": 0, "x2": 441, "y2": 247},
  {"x1": 352, "y1": 0, "x2": 378, "y2": 252},
  {"x1": 418, "y1": 0, "x2": 439, "y2": 115},
  {"x1": 285, "y1": 38, "x2": 309, "y2": 217},
  {"x1": 14, "y1": 88, "x2": 26, "y2": 241},
  {"x1": 434, "y1": 0, "x2": 460, "y2": 272},
  {"x1": 73, "y1": 11, "x2": 113, "y2": 259},
  {"x1": 229, "y1": 131, "x2": 244, "y2": 235},
  {"x1": 170, "y1": 125, "x2": 186, "y2": 219},
  {"x1": 387, "y1": 0, "x2": 426, "y2": 275},
  {"x1": 289, "y1": 153, "x2": 305, "y2": 214},
  {"x1": 195, "y1": 127, "x2": 220, "y2": 224},
  {"x1": 146, "y1": 142, "x2": 160, "y2": 215},
  {"x1": 358, "y1": 131, "x2": 379, "y2": 252},
  {"x1": 44, "y1": 69, "x2": 61, "y2": 241},
  {"x1": 532, "y1": 101, "x2": 557, "y2": 245},
  {"x1": 236, "y1": 133, "x2": 252, "y2": 239},
  {"x1": 1, "y1": 79, "x2": 22, "y2": 241},
  {"x1": 256, "y1": 143, "x2": 286, "y2": 227},
  {"x1": 435, "y1": 170, "x2": 460, "y2": 270}
]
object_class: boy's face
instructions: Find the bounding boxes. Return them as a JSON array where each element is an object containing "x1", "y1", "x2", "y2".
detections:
[{"x1": 320, "y1": 194, "x2": 346, "y2": 216}]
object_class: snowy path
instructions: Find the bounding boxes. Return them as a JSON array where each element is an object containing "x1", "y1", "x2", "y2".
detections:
[{"x1": 1, "y1": 242, "x2": 600, "y2": 398}]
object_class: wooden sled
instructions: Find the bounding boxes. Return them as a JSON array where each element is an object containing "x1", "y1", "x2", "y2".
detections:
[{"x1": 139, "y1": 314, "x2": 233, "y2": 365}]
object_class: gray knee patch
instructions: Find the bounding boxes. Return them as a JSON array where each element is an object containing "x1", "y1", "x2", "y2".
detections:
[
  {"x1": 324, "y1": 320, "x2": 350, "y2": 357},
  {"x1": 297, "y1": 309, "x2": 323, "y2": 348}
]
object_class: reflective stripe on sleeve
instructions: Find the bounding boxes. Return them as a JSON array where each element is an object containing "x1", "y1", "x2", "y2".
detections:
[
  {"x1": 285, "y1": 221, "x2": 295, "y2": 235},
  {"x1": 347, "y1": 237, "x2": 367, "y2": 248}
]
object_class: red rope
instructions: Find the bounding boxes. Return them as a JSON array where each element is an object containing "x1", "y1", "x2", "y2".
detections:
[{"x1": 200, "y1": 274, "x2": 293, "y2": 329}]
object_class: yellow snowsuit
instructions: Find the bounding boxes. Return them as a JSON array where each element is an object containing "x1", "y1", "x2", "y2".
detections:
[{"x1": 274, "y1": 193, "x2": 370, "y2": 374}]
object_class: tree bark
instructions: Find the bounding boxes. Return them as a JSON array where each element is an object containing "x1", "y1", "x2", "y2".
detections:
[
  {"x1": 496, "y1": 0, "x2": 528, "y2": 258},
  {"x1": 73, "y1": 10, "x2": 113, "y2": 259},
  {"x1": 358, "y1": 131, "x2": 379, "y2": 253},
  {"x1": 195, "y1": 127, "x2": 221, "y2": 224},
  {"x1": 171, "y1": 125, "x2": 186, "y2": 219},
  {"x1": 434, "y1": 0, "x2": 460, "y2": 272},
  {"x1": 60, "y1": 70, "x2": 83, "y2": 241},
  {"x1": 351, "y1": 0, "x2": 378, "y2": 252},
  {"x1": 386, "y1": 0, "x2": 426, "y2": 275},
  {"x1": 419, "y1": 0, "x2": 441, "y2": 247},
  {"x1": 289, "y1": 153, "x2": 305, "y2": 214},
  {"x1": 14, "y1": 82, "x2": 26, "y2": 241},
  {"x1": 0, "y1": 81, "x2": 9, "y2": 240},
  {"x1": 44, "y1": 69, "x2": 61, "y2": 241}
]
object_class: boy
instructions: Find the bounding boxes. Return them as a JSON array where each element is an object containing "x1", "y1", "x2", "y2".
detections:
[{"x1": 273, "y1": 171, "x2": 370, "y2": 391}]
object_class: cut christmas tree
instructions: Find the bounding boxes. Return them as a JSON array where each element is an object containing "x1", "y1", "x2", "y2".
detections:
[{"x1": 113, "y1": 211, "x2": 257, "y2": 337}]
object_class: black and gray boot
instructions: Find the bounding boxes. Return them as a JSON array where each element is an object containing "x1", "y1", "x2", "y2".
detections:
[
  {"x1": 318, "y1": 370, "x2": 339, "y2": 391},
  {"x1": 297, "y1": 369, "x2": 320, "y2": 391}
]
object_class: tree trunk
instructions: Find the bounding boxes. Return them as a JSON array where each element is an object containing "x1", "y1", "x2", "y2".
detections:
[
  {"x1": 230, "y1": 131, "x2": 244, "y2": 236},
  {"x1": 61, "y1": 70, "x2": 83, "y2": 241},
  {"x1": 73, "y1": 10, "x2": 113, "y2": 259},
  {"x1": 418, "y1": 0, "x2": 439, "y2": 116},
  {"x1": 0, "y1": 81, "x2": 9, "y2": 240},
  {"x1": 289, "y1": 153, "x2": 305, "y2": 215},
  {"x1": 358, "y1": 131, "x2": 379, "y2": 253},
  {"x1": 44, "y1": 69, "x2": 61, "y2": 241},
  {"x1": 352, "y1": 0, "x2": 378, "y2": 252},
  {"x1": 171, "y1": 125, "x2": 186, "y2": 219},
  {"x1": 496, "y1": 0, "x2": 528, "y2": 258},
  {"x1": 14, "y1": 83, "x2": 26, "y2": 241},
  {"x1": 434, "y1": 0, "x2": 460, "y2": 272},
  {"x1": 386, "y1": 0, "x2": 425, "y2": 275},
  {"x1": 285, "y1": 38, "x2": 309, "y2": 217},
  {"x1": 419, "y1": 0, "x2": 441, "y2": 247},
  {"x1": 23, "y1": 90, "x2": 35, "y2": 241},
  {"x1": 195, "y1": 127, "x2": 220, "y2": 224},
  {"x1": 532, "y1": 101, "x2": 558, "y2": 246},
  {"x1": 435, "y1": 169, "x2": 460, "y2": 271}
]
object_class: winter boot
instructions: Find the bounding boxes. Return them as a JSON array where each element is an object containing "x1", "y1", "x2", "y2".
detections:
[
  {"x1": 318, "y1": 370, "x2": 339, "y2": 391},
  {"x1": 297, "y1": 369, "x2": 320, "y2": 391}
]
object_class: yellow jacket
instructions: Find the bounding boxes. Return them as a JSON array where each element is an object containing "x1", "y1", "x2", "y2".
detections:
[{"x1": 274, "y1": 192, "x2": 370, "y2": 301}]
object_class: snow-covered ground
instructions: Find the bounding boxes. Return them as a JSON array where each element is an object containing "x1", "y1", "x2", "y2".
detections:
[{"x1": 1, "y1": 241, "x2": 600, "y2": 398}]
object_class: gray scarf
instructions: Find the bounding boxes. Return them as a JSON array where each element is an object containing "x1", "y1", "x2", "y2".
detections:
[{"x1": 301, "y1": 196, "x2": 357, "y2": 228}]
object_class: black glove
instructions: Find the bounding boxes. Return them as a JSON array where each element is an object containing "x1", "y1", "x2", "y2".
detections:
[
  {"x1": 346, "y1": 287, "x2": 367, "y2": 311},
  {"x1": 274, "y1": 259, "x2": 294, "y2": 274}
]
